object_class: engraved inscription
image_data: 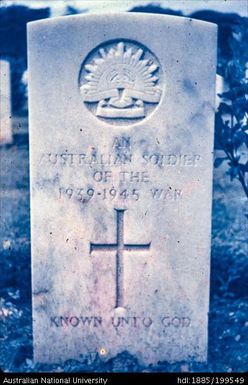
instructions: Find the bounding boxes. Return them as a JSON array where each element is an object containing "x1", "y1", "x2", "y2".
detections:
[
  {"x1": 50, "y1": 316, "x2": 102, "y2": 328},
  {"x1": 142, "y1": 153, "x2": 202, "y2": 167},
  {"x1": 90, "y1": 209, "x2": 151, "y2": 308},
  {"x1": 79, "y1": 40, "x2": 162, "y2": 124},
  {"x1": 50, "y1": 316, "x2": 191, "y2": 328},
  {"x1": 58, "y1": 186, "x2": 182, "y2": 202},
  {"x1": 43, "y1": 151, "x2": 201, "y2": 167}
]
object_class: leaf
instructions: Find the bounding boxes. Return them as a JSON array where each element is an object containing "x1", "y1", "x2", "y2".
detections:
[
  {"x1": 214, "y1": 157, "x2": 227, "y2": 168},
  {"x1": 218, "y1": 102, "x2": 232, "y2": 115},
  {"x1": 242, "y1": 124, "x2": 248, "y2": 134},
  {"x1": 239, "y1": 162, "x2": 248, "y2": 173},
  {"x1": 219, "y1": 90, "x2": 233, "y2": 100},
  {"x1": 227, "y1": 166, "x2": 239, "y2": 181},
  {"x1": 233, "y1": 130, "x2": 246, "y2": 150}
]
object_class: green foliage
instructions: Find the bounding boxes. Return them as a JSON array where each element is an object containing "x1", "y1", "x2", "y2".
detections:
[{"x1": 215, "y1": 18, "x2": 248, "y2": 198}]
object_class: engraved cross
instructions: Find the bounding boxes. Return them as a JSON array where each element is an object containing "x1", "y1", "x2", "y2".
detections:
[{"x1": 90, "y1": 209, "x2": 151, "y2": 308}]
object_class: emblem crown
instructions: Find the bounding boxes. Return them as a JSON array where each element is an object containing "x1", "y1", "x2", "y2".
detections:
[{"x1": 80, "y1": 42, "x2": 161, "y2": 119}]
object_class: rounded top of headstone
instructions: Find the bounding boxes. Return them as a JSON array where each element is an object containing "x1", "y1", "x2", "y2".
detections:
[
  {"x1": 27, "y1": 13, "x2": 217, "y2": 128},
  {"x1": 27, "y1": 12, "x2": 218, "y2": 31}
]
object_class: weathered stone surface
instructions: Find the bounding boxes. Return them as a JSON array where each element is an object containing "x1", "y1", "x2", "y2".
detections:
[
  {"x1": 28, "y1": 13, "x2": 217, "y2": 365},
  {"x1": 0, "y1": 60, "x2": 12, "y2": 145}
]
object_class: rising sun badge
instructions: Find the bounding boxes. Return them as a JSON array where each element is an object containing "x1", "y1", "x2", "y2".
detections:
[{"x1": 79, "y1": 41, "x2": 162, "y2": 123}]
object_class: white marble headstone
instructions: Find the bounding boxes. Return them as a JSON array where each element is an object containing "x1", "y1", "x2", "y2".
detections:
[
  {"x1": 0, "y1": 60, "x2": 12, "y2": 145},
  {"x1": 28, "y1": 13, "x2": 217, "y2": 365}
]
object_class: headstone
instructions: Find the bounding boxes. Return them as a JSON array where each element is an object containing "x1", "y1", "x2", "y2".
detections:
[
  {"x1": 0, "y1": 60, "x2": 12, "y2": 145},
  {"x1": 28, "y1": 14, "x2": 217, "y2": 365}
]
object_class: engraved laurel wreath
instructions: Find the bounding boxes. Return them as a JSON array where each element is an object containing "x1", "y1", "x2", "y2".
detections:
[{"x1": 79, "y1": 41, "x2": 162, "y2": 120}]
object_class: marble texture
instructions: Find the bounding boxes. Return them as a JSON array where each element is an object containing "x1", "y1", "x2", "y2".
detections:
[
  {"x1": 28, "y1": 13, "x2": 217, "y2": 365},
  {"x1": 0, "y1": 60, "x2": 12, "y2": 145}
]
